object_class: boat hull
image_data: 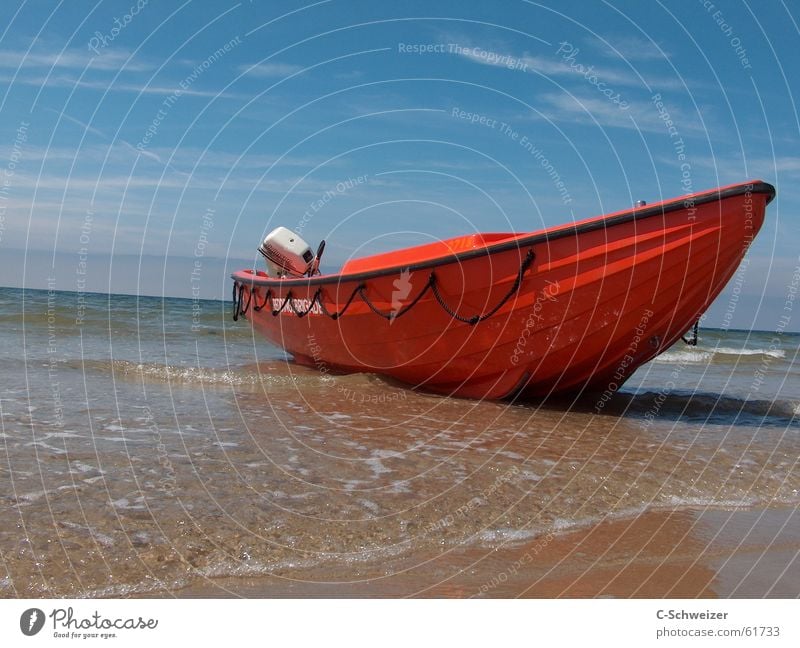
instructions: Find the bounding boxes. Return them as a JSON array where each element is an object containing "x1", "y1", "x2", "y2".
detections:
[{"x1": 232, "y1": 181, "x2": 774, "y2": 400}]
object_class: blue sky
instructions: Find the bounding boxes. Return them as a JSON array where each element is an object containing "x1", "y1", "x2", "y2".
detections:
[{"x1": 0, "y1": 0, "x2": 798, "y2": 331}]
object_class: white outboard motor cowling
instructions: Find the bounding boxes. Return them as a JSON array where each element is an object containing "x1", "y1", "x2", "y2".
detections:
[{"x1": 258, "y1": 227, "x2": 314, "y2": 277}]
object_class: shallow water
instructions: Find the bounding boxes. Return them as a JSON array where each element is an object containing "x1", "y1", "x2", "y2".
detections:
[{"x1": 0, "y1": 287, "x2": 798, "y2": 596}]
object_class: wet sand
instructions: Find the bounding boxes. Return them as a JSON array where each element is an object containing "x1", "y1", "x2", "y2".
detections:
[{"x1": 174, "y1": 505, "x2": 799, "y2": 598}]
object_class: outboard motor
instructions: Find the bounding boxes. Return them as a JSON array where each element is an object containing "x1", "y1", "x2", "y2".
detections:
[{"x1": 258, "y1": 227, "x2": 324, "y2": 277}]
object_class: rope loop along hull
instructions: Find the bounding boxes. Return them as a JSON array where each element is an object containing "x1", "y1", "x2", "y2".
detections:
[{"x1": 232, "y1": 180, "x2": 775, "y2": 400}]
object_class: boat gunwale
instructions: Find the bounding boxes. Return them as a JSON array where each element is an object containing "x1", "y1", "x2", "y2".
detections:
[{"x1": 232, "y1": 180, "x2": 775, "y2": 289}]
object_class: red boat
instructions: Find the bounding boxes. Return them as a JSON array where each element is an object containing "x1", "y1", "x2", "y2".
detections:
[{"x1": 232, "y1": 180, "x2": 775, "y2": 400}]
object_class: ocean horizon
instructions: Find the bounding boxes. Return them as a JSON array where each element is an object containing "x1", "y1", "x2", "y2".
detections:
[{"x1": 10, "y1": 284, "x2": 800, "y2": 335}]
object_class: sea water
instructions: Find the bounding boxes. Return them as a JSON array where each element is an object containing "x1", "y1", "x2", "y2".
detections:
[{"x1": 0, "y1": 287, "x2": 797, "y2": 596}]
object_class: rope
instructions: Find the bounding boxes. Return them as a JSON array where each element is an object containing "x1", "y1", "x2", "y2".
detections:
[
  {"x1": 232, "y1": 282, "x2": 240, "y2": 321},
  {"x1": 681, "y1": 320, "x2": 699, "y2": 346},
  {"x1": 252, "y1": 288, "x2": 273, "y2": 312},
  {"x1": 239, "y1": 283, "x2": 252, "y2": 318},
  {"x1": 270, "y1": 293, "x2": 293, "y2": 316},
  {"x1": 288, "y1": 290, "x2": 322, "y2": 318},
  {"x1": 357, "y1": 277, "x2": 434, "y2": 321},
  {"x1": 430, "y1": 278, "x2": 481, "y2": 325},
  {"x1": 232, "y1": 282, "x2": 251, "y2": 321},
  {"x1": 233, "y1": 248, "x2": 536, "y2": 326},
  {"x1": 430, "y1": 249, "x2": 535, "y2": 325},
  {"x1": 317, "y1": 284, "x2": 364, "y2": 320}
]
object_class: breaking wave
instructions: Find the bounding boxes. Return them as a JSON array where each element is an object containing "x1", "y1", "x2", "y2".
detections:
[
  {"x1": 653, "y1": 347, "x2": 787, "y2": 365},
  {"x1": 58, "y1": 358, "x2": 333, "y2": 387}
]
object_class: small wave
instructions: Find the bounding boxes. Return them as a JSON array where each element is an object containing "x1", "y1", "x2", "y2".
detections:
[
  {"x1": 119, "y1": 362, "x2": 268, "y2": 386},
  {"x1": 653, "y1": 346, "x2": 786, "y2": 365},
  {"x1": 59, "y1": 358, "x2": 337, "y2": 387},
  {"x1": 599, "y1": 391, "x2": 800, "y2": 427},
  {"x1": 0, "y1": 309, "x2": 83, "y2": 329},
  {"x1": 475, "y1": 527, "x2": 542, "y2": 545},
  {"x1": 666, "y1": 495, "x2": 758, "y2": 509},
  {"x1": 652, "y1": 350, "x2": 713, "y2": 364},
  {"x1": 711, "y1": 347, "x2": 787, "y2": 362}
]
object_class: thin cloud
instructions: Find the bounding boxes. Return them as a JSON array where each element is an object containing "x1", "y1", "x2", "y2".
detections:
[
  {"x1": 22, "y1": 113, "x2": 189, "y2": 177},
  {"x1": 536, "y1": 92, "x2": 705, "y2": 134},
  {"x1": 0, "y1": 48, "x2": 151, "y2": 72},
  {"x1": 747, "y1": 156, "x2": 800, "y2": 175},
  {"x1": 450, "y1": 40, "x2": 686, "y2": 90},
  {"x1": 0, "y1": 73, "x2": 237, "y2": 97},
  {"x1": 599, "y1": 36, "x2": 671, "y2": 62},
  {"x1": 685, "y1": 154, "x2": 800, "y2": 179},
  {"x1": 13, "y1": 143, "x2": 330, "y2": 174},
  {"x1": 7, "y1": 174, "x2": 192, "y2": 191},
  {"x1": 238, "y1": 62, "x2": 306, "y2": 77},
  {"x1": 521, "y1": 52, "x2": 643, "y2": 86},
  {"x1": 44, "y1": 108, "x2": 106, "y2": 139}
]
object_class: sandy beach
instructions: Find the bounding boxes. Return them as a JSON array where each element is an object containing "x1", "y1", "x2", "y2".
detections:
[{"x1": 174, "y1": 506, "x2": 799, "y2": 598}]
